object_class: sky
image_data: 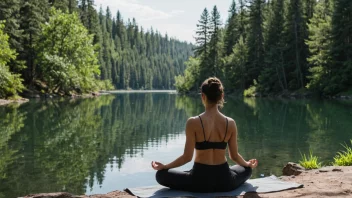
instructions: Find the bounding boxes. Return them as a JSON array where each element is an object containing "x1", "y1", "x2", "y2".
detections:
[{"x1": 94, "y1": 0, "x2": 233, "y2": 43}]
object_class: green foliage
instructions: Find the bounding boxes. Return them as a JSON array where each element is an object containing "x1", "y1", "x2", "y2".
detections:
[
  {"x1": 299, "y1": 150, "x2": 321, "y2": 169},
  {"x1": 244, "y1": 80, "x2": 258, "y2": 97},
  {"x1": 175, "y1": 57, "x2": 200, "y2": 93},
  {"x1": 259, "y1": 0, "x2": 287, "y2": 93},
  {"x1": 306, "y1": 0, "x2": 333, "y2": 92},
  {"x1": 95, "y1": 79, "x2": 115, "y2": 91},
  {"x1": 322, "y1": 0, "x2": 352, "y2": 95},
  {"x1": 36, "y1": 9, "x2": 101, "y2": 94},
  {"x1": 1, "y1": 0, "x2": 351, "y2": 97},
  {"x1": 333, "y1": 140, "x2": 352, "y2": 166},
  {"x1": 0, "y1": 0, "x2": 22, "y2": 53},
  {"x1": 246, "y1": 0, "x2": 264, "y2": 86},
  {"x1": 0, "y1": 0, "x2": 193, "y2": 98},
  {"x1": 223, "y1": 36, "x2": 248, "y2": 90},
  {"x1": 208, "y1": 6, "x2": 223, "y2": 77},
  {"x1": 179, "y1": 0, "x2": 351, "y2": 97},
  {"x1": 195, "y1": 8, "x2": 210, "y2": 57},
  {"x1": 19, "y1": 0, "x2": 49, "y2": 83},
  {"x1": 224, "y1": 0, "x2": 239, "y2": 56},
  {"x1": 0, "y1": 23, "x2": 24, "y2": 98}
]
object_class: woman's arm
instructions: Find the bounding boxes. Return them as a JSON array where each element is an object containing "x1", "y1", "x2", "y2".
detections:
[
  {"x1": 228, "y1": 120, "x2": 252, "y2": 167},
  {"x1": 152, "y1": 118, "x2": 195, "y2": 170}
]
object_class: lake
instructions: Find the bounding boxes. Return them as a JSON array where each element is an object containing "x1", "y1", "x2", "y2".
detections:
[{"x1": 0, "y1": 92, "x2": 351, "y2": 197}]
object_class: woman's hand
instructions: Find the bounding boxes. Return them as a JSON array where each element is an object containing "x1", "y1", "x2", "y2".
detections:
[
  {"x1": 247, "y1": 159, "x2": 258, "y2": 169},
  {"x1": 151, "y1": 161, "x2": 166, "y2": 170}
]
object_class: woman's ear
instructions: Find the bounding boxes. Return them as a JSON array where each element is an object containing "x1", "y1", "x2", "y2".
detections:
[{"x1": 201, "y1": 93, "x2": 206, "y2": 103}]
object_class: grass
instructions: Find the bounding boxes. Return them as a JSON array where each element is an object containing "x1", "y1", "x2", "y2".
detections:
[
  {"x1": 333, "y1": 140, "x2": 352, "y2": 166},
  {"x1": 299, "y1": 150, "x2": 322, "y2": 169}
]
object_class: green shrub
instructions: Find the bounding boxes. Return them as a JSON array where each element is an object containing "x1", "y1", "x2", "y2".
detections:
[
  {"x1": 175, "y1": 57, "x2": 200, "y2": 93},
  {"x1": 95, "y1": 80, "x2": 115, "y2": 91},
  {"x1": 37, "y1": 9, "x2": 100, "y2": 94},
  {"x1": 244, "y1": 80, "x2": 258, "y2": 97},
  {"x1": 299, "y1": 150, "x2": 321, "y2": 169},
  {"x1": 0, "y1": 22, "x2": 24, "y2": 98},
  {"x1": 333, "y1": 140, "x2": 352, "y2": 166}
]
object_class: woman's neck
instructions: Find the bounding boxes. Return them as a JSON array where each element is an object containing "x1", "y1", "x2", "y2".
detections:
[{"x1": 204, "y1": 104, "x2": 219, "y2": 114}]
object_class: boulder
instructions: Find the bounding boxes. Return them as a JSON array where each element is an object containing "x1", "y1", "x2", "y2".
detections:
[{"x1": 282, "y1": 162, "x2": 305, "y2": 176}]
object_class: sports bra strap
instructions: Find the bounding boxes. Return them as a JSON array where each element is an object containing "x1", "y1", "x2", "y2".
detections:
[
  {"x1": 223, "y1": 118, "x2": 228, "y2": 142},
  {"x1": 198, "y1": 116, "x2": 206, "y2": 141}
]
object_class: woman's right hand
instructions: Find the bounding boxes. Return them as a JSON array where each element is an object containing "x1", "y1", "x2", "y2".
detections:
[{"x1": 247, "y1": 159, "x2": 258, "y2": 169}]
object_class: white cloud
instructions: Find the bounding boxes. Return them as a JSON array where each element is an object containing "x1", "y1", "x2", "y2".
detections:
[{"x1": 95, "y1": 0, "x2": 183, "y2": 21}]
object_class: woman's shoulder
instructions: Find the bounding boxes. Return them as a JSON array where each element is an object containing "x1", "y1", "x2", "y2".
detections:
[
  {"x1": 187, "y1": 116, "x2": 200, "y2": 123},
  {"x1": 221, "y1": 113, "x2": 234, "y2": 121},
  {"x1": 224, "y1": 115, "x2": 236, "y2": 125},
  {"x1": 185, "y1": 116, "x2": 200, "y2": 128}
]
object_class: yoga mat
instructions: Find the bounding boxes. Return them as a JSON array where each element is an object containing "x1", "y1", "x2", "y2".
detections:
[{"x1": 124, "y1": 175, "x2": 303, "y2": 198}]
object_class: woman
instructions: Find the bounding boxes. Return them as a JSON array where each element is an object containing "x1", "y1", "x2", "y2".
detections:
[{"x1": 151, "y1": 77, "x2": 258, "y2": 193}]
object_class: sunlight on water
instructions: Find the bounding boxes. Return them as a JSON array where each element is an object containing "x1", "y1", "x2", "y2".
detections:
[{"x1": 85, "y1": 133, "x2": 191, "y2": 195}]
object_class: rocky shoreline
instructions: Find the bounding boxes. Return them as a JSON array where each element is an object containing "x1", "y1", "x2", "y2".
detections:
[
  {"x1": 0, "y1": 92, "x2": 105, "y2": 106},
  {"x1": 20, "y1": 164, "x2": 352, "y2": 198},
  {"x1": 0, "y1": 98, "x2": 29, "y2": 106}
]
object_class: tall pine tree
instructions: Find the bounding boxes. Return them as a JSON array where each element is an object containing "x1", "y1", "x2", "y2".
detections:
[
  {"x1": 259, "y1": 0, "x2": 287, "y2": 92},
  {"x1": 306, "y1": 0, "x2": 333, "y2": 92},
  {"x1": 326, "y1": 0, "x2": 352, "y2": 94},
  {"x1": 246, "y1": 0, "x2": 264, "y2": 87}
]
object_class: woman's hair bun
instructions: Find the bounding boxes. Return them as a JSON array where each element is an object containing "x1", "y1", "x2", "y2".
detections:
[{"x1": 201, "y1": 77, "x2": 224, "y2": 108}]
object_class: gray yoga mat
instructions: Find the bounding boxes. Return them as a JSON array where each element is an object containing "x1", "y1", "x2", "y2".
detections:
[{"x1": 124, "y1": 175, "x2": 303, "y2": 198}]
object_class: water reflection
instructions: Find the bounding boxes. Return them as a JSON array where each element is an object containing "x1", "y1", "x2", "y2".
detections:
[{"x1": 0, "y1": 94, "x2": 351, "y2": 197}]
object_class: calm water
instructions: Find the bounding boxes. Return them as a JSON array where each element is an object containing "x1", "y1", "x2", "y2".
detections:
[{"x1": 0, "y1": 93, "x2": 351, "y2": 197}]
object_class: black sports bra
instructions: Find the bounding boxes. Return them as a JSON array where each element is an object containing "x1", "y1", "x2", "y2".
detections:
[{"x1": 195, "y1": 116, "x2": 228, "y2": 150}]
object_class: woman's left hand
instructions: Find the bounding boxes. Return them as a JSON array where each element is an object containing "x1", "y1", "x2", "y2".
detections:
[{"x1": 151, "y1": 161, "x2": 166, "y2": 170}]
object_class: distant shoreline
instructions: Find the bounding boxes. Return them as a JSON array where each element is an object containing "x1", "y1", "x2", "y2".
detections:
[
  {"x1": 103, "y1": 90, "x2": 177, "y2": 94},
  {"x1": 0, "y1": 98, "x2": 29, "y2": 106},
  {"x1": 0, "y1": 90, "x2": 178, "y2": 106}
]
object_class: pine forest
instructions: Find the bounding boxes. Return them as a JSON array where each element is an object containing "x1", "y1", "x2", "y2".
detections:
[
  {"x1": 176, "y1": 0, "x2": 352, "y2": 97},
  {"x1": 0, "y1": 0, "x2": 351, "y2": 98},
  {"x1": 0, "y1": 0, "x2": 193, "y2": 98}
]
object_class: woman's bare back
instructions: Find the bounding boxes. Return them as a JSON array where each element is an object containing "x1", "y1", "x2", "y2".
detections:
[{"x1": 192, "y1": 112, "x2": 234, "y2": 165}]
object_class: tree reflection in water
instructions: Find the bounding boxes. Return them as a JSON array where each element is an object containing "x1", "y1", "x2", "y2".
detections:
[{"x1": 0, "y1": 94, "x2": 351, "y2": 197}]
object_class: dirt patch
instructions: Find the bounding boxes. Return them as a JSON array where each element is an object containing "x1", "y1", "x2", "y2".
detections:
[{"x1": 253, "y1": 166, "x2": 352, "y2": 198}]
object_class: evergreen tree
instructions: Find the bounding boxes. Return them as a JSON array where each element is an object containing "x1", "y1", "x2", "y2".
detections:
[
  {"x1": 19, "y1": 0, "x2": 49, "y2": 84},
  {"x1": 224, "y1": 0, "x2": 239, "y2": 56},
  {"x1": 283, "y1": 0, "x2": 308, "y2": 89},
  {"x1": 306, "y1": 0, "x2": 333, "y2": 92},
  {"x1": 208, "y1": 5, "x2": 222, "y2": 76},
  {"x1": 0, "y1": 0, "x2": 22, "y2": 54},
  {"x1": 49, "y1": 0, "x2": 78, "y2": 13},
  {"x1": 79, "y1": 0, "x2": 88, "y2": 27},
  {"x1": 195, "y1": 8, "x2": 210, "y2": 57},
  {"x1": 246, "y1": 0, "x2": 265, "y2": 87},
  {"x1": 224, "y1": 36, "x2": 248, "y2": 91},
  {"x1": 237, "y1": 0, "x2": 247, "y2": 40},
  {"x1": 325, "y1": 0, "x2": 352, "y2": 94},
  {"x1": 259, "y1": 0, "x2": 287, "y2": 92}
]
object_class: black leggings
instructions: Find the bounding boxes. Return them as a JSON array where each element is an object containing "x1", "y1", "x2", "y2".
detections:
[{"x1": 156, "y1": 162, "x2": 252, "y2": 193}]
